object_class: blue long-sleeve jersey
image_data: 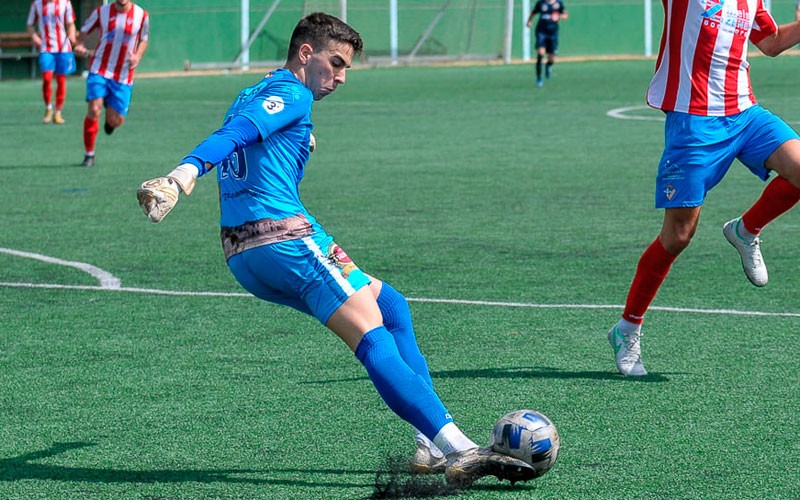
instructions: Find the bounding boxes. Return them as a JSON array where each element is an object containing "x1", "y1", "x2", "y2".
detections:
[{"x1": 182, "y1": 68, "x2": 318, "y2": 228}]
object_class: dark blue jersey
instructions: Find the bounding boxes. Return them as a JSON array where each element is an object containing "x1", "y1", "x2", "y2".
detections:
[{"x1": 532, "y1": 0, "x2": 566, "y2": 35}]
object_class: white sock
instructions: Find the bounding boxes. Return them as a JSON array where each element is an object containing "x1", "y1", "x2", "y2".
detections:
[
  {"x1": 432, "y1": 422, "x2": 478, "y2": 457},
  {"x1": 414, "y1": 429, "x2": 444, "y2": 458},
  {"x1": 616, "y1": 318, "x2": 642, "y2": 335}
]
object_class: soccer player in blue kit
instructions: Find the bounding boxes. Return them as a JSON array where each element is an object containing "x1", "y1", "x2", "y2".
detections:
[
  {"x1": 136, "y1": 12, "x2": 535, "y2": 488},
  {"x1": 526, "y1": 0, "x2": 568, "y2": 88}
]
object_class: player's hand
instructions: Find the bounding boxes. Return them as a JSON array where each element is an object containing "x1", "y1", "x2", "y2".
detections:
[
  {"x1": 128, "y1": 50, "x2": 141, "y2": 69},
  {"x1": 137, "y1": 177, "x2": 180, "y2": 223},
  {"x1": 309, "y1": 132, "x2": 316, "y2": 153},
  {"x1": 137, "y1": 164, "x2": 198, "y2": 223}
]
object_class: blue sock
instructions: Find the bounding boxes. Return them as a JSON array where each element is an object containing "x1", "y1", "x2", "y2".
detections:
[
  {"x1": 377, "y1": 283, "x2": 434, "y2": 388},
  {"x1": 355, "y1": 327, "x2": 452, "y2": 440}
]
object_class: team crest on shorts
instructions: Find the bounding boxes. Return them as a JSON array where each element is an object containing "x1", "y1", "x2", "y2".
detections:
[
  {"x1": 663, "y1": 184, "x2": 676, "y2": 200},
  {"x1": 327, "y1": 243, "x2": 358, "y2": 278}
]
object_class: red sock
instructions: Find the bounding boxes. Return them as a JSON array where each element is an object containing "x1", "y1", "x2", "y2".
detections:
[
  {"x1": 741, "y1": 176, "x2": 800, "y2": 234},
  {"x1": 55, "y1": 74, "x2": 67, "y2": 110},
  {"x1": 83, "y1": 116, "x2": 99, "y2": 154},
  {"x1": 622, "y1": 238, "x2": 677, "y2": 324},
  {"x1": 42, "y1": 71, "x2": 54, "y2": 107}
]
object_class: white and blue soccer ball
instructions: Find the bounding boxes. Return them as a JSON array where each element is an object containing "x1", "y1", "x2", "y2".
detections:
[{"x1": 490, "y1": 409, "x2": 560, "y2": 478}]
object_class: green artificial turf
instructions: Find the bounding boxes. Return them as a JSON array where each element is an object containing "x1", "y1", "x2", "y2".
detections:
[{"x1": 0, "y1": 57, "x2": 798, "y2": 499}]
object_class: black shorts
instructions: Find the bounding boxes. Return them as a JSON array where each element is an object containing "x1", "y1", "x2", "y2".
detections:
[{"x1": 535, "y1": 31, "x2": 559, "y2": 54}]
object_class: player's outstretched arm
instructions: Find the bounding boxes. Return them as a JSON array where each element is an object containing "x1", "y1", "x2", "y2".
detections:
[
  {"x1": 755, "y1": 21, "x2": 800, "y2": 56},
  {"x1": 137, "y1": 164, "x2": 198, "y2": 223}
]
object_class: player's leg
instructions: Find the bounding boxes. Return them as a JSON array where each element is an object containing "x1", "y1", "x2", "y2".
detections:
[
  {"x1": 609, "y1": 207, "x2": 699, "y2": 376},
  {"x1": 750, "y1": 140, "x2": 800, "y2": 230},
  {"x1": 52, "y1": 53, "x2": 76, "y2": 125},
  {"x1": 296, "y1": 236, "x2": 533, "y2": 484},
  {"x1": 38, "y1": 53, "x2": 55, "y2": 123},
  {"x1": 609, "y1": 111, "x2": 733, "y2": 375},
  {"x1": 368, "y1": 278, "x2": 445, "y2": 472},
  {"x1": 82, "y1": 98, "x2": 103, "y2": 167},
  {"x1": 42, "y1": 71, "x2": 54, "y2": 122},
  {"x1": 329, "y1": 288, "x2": 534, "y2": 486},
  {"x1": 53, "y1": 74, "x2": 67, "y2": 124},
  {"x1": 228, "y1": 235, "x2": 534, "y2": 485},
  {"x1": 370, "y1": 279, "x2": 434, "y2": 387},
  {"x1": 723, "y1": 110, "x2": 800, "y2": 286},
  {"x1": 229, "y1": 237, "x2": 456, "y2": 441},
  {"x1": 535, "y1": 34, "x2": 546, "y2": 87},
  {"x1": 82, "y1": 73, "x2": 110, "y2": 166},
  {"x1": 105, "y1": 107, "x2": 126, "y2": 134},
  {"x1": 103, "y1": 80, "x2": 132, "y2": 134},
  {"x1": 545, "y1": 37, "x2": 557, "y2": 79},
  {"x1": 325, "y1": 276, "x2": 468, "y2": 455}
]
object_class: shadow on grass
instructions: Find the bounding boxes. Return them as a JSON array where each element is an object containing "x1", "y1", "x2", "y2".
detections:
[
  {"x1": 0, "y1": 442, "x2": 366, "y2": 488},
  {"x1": 432, "y1": 366, "x2": 671, "y2": 383},
  {"x1": 304, "y1": 366, "x2": 670, "y2": 384}
]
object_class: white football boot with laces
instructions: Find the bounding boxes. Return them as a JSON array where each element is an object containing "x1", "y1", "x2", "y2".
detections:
[
  {"x1": 723, "y1": 218, "x2": 768, "y2": 287},
  {"x1": 608, "y1": 324, "x2": 647, "y2": 376}
]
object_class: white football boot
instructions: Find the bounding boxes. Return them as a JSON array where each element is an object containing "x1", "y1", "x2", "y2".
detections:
[
  {"x1": 608, "y1": 324, "x2": 647, "y2": 376},
  {"x1": 723, "y1": 218, "x2": 768, "y2": 287}
]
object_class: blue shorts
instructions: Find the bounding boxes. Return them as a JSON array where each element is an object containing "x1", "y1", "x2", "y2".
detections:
[
  {"x1": 85, "y1": 72, "x2": 133, "y2": 116},
  {"x1": 38, "y1": 52, "x2": 76, "y2": 75},
  {"x1": 227, "y1": 231, "x2": 371, "y2": 325},
  {"x1": 656, "y1": 105, "x2": 800, "y2": 208}
]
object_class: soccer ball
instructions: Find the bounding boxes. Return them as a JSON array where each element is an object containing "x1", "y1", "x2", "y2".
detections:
[{"x1": 490, "y1": 409, "x2": 560, "y2": 479}]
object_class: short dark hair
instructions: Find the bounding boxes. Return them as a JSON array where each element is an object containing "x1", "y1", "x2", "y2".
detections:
[{"x1": 287, "y1": 12, "x2": 363, "y2": 60}]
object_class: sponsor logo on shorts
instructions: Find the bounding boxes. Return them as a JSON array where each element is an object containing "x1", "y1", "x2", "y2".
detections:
[{"x1": 327, "y1": 243, "x2": 358, "y2": 278}]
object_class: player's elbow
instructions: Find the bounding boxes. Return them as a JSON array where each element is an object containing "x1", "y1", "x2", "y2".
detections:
[
  {"x1": 760, "y1": 46, "x2": 781, "y2": 58},
  {"x1": 755, "y1": 35, "x2": 783, "y2": 57}
]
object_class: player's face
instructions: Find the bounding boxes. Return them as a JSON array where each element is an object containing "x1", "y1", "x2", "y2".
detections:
[
  {"x1": 115, "y1": 0, "x2": 132, "y2": 8},
  {"x1": 304, "y1": 41, "x2": 354, "y2": 101}
]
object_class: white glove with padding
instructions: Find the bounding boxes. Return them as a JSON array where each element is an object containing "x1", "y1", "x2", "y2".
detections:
[{"x1": 137, "y1": 164, "x2": 198, "y2": 223}]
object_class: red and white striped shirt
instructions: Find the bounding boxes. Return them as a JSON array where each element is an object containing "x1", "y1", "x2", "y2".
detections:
[
  {"x1": 81, "y1": 2, "x2": 150, "y2": 85},
  {"x1": 647, "y1": 0, "x2": 777, "y2": 116},
  {"x1": 27, "y1": 0, "x2": 75, "y2": 54}
]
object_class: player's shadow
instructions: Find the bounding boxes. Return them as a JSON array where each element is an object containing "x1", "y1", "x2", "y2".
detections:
[
  {"x1": 0, "y1": 442, "x2": 366, "y2": 489},
  {"x1": 431, "y1": 366, "x2": 670, "y2": 383},
  {"x1": 304, "y1": 366, "x2": 669, "y2": 384}
]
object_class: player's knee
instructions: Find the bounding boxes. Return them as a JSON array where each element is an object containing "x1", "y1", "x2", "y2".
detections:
[
  {"x1": 108, "y1": 114, "x2": 125, "y2": 128},
  {"x1": 377, "y1": 282, "x2": 412, "y2": 331},
  {"x1": 661, "y1": 231, "x2": 693, "y2": 255}
]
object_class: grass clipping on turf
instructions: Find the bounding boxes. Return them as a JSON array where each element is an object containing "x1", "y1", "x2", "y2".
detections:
[{"x1": 371, "y1": 457, "x2": 461, "y2": 499}]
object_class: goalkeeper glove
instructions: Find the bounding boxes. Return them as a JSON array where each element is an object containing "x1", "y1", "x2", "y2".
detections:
[{"x1": 137, "y1": 164, "x2": 198, "y2": 223}]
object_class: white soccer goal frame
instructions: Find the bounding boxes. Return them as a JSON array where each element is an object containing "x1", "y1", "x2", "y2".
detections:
[{"x1": 187, "y1": 0, "x2": 690, "y2": 71}]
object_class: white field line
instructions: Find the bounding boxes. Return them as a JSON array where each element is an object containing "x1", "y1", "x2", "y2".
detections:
[
  {"x1": 607, "y1": 105, "x2": 800, "y2": 125},
  {"x1": 3, "y1": 250, "x2": 800, "y2": 318},
  {"x1": 1, "y1": 281, "x2": 799, "y2": 319},
  {"x1": 606, "y1": 105, "x2": 664, "y2": 121},
  {"x1": 0, "y1": 248, "x2": 121, "y2": 289}
]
